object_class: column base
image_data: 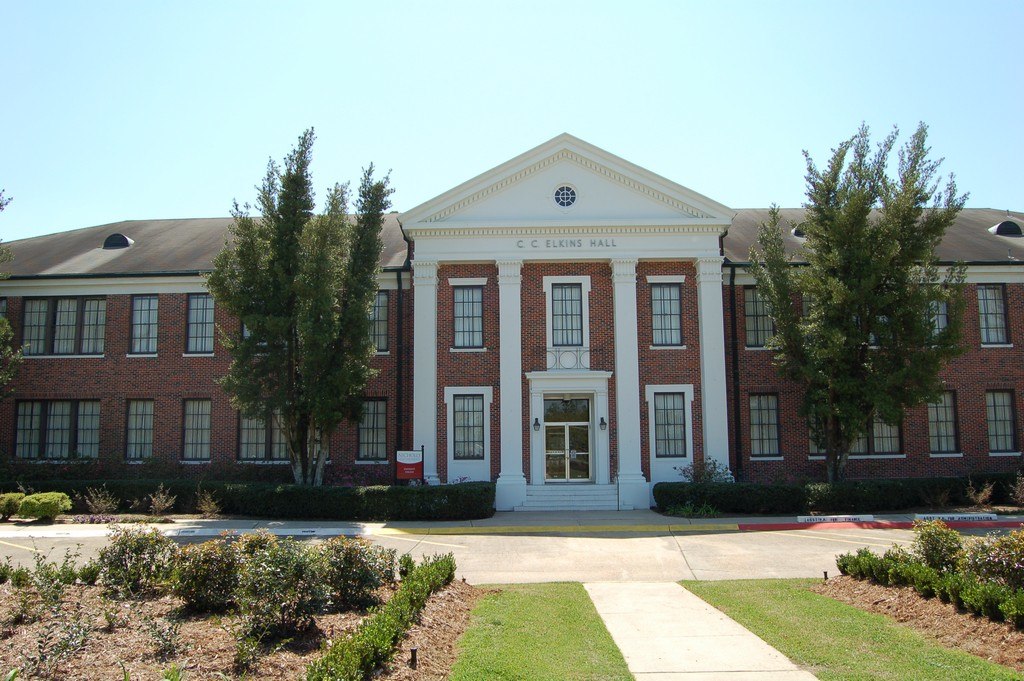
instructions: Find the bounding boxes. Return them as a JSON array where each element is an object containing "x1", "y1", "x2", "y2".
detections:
[
  {"x1": 495, "y1": 475, "x2": 528, "y2": 511},
  {"x1": 616, "y1": 473, "x2": 650, "y2": 511}
]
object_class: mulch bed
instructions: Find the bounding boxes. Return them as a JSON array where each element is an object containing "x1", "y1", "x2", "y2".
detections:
[
  {"x1": 813, "y1": 576, "x2": 1024, "y2": 672},
  {"x1": 0, "y1": 579, "x2": 483, "y2": 680}
]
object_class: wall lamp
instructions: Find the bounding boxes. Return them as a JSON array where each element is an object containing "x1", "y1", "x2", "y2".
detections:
[
  {"x1": 599, "y1": 417, "x2": 607, "y2": 431},
  {"x1": 533, "y1": 418, "x2": 541, "y2": 432}
]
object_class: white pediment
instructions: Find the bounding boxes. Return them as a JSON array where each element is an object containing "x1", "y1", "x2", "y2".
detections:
[{"x1": 400, "y1": 134, "x2": 733, "y2": 232}]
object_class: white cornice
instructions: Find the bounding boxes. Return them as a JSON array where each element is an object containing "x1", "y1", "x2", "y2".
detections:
[{"x1": 409, "y1": 221, "x2": 727, "y2": 239}]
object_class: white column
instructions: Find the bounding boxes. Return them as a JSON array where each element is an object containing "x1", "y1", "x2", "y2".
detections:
[
  {"x1": 495, "y1": 259, "x2": 527, "y2": 510},
  {"x1": 695, "y1": 257, "x2": 731, "y2": 473},
  {"x1": 412, "y1": 260, "x2": 440, "y2": 485},
  {"x1": 611, "y1": 258, "x2": 648, "y2": 509}
]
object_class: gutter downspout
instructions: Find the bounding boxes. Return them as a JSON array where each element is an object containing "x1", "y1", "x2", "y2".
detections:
[{"x1": 728, "y1": 262, "x2": 743, "y2": 481}]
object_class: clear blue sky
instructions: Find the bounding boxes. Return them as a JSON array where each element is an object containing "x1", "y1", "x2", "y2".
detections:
[{"x1": 1, "y1": 0, "x2": 1021, "y2": 241}]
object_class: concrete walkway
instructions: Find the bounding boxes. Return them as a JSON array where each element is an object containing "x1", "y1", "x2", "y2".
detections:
[{"x1": 585, "y1": 582, "x2": 818, "y2": 680}]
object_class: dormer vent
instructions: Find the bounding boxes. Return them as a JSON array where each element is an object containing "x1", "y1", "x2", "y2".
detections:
[
  {"x1": 988, "y1": 220, "x2": 1022, "y2": 237},
  {"x1": 102, "y1": 233, "x2": 134, "y2": 249}
]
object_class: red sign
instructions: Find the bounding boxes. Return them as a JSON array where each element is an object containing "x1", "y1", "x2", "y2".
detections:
[{"x1": 396, "y1": 450, "x2": 424, "y2": 480}]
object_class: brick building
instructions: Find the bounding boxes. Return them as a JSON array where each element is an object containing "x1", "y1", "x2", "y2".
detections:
[{"x1": 2, "y1": 135, "x2": 1022, "y2": 510}]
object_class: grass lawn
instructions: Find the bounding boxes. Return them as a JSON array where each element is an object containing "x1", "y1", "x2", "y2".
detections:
[
  {"x1": 449, "y1": 582, "x2": 631, "y2": 681},
  {"x1": 684, "y1": 578, "x2": 1021, "y2": 681}
]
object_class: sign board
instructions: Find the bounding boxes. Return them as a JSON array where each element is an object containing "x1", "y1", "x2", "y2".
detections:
[
  {"x1": 915, "y1": 513, "x2": 998, "y2": 522},
  {"x1": 396, "y1": 449, "x2": 424, "y2": 481},
  {"x1": 797, "y1": 515, "x2": 874, "y2": 523}
]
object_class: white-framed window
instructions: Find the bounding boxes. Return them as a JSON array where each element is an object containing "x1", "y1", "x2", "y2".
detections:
[
  {"x1": 131, "y1": 295, "x2": 159, "y2": 354},
  {"x1": 651, "y1": 283, "x2": 683, "y2": 346},
  {"x1": 811, "y1": 416, "x2": 902, "y2": 457},
  {"x1": 182, "y1": 399, "x2": 212, "y2": 460},
  {"x1": 126, "y1": 399, "x2": 154, "y2": 460},
  {"x1": 239, "y1": 411, "x2": 289, "y2": 462},
  {"x1": 986, "y1": 390, "x2": 1017, "y2": 454},
  {"x1": 543, "y1": 276, "x2": 591, "y2": 349},
  {"x1": 644, "y1": 385, "x2": 694, "y2": 462},
  {"x1": 357, "y1": 399, "x2": 387, "y2": 462},
  {"x1": 15, "y1": 399, "x2": 100, "y2": 459},
  {"x1": 370, "y1": 291, "x2": 389, "y2": 352},
  {"x1": 749, "y1": 393, "x2": 780, "y2": 457},
  {"x1": 744, "y1": 287, "x2": 774, "y2": 348},
  {"x1": 444, "y1": 386, "x2": 493, "y2": 477},
  {"x1": 453, "y1": 394, "x2": 485, "y2": 460},
  {"x1": 978, "y1": 284, "x2": 1008, "y2": 345},
  {"x1": 929, "y1": 299, "x2": 948, "y2": 336},
  {"x1": 21, "y1": 297, "x2": 106, "y2": 355},
  {"x1": 186, "y1": 294, "x2": 214, "y2": 353},
  {"x1": 453, "y1": 286, "x2": 484, "y2": 349},
  {"x1": 928, "y1": 391, "x2": 959, "y2": 454}
]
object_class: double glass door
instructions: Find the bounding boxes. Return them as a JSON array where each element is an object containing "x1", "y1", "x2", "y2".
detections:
[{"x1": 544, "y1": 398, "x2": 591, "y2": 482}]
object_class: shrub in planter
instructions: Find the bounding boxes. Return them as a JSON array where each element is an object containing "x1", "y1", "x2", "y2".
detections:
[
  {"x1": 235, "y1": 537, "x2": 329, "y2": 639},
  {"x1": 911, "y1": 520, "x2": 963, "y2": 573},
  {"x1": 0, "y1": 492, "x2": 25, "y2": 521},
  {"x1": 98, "y1": 525, "x2": 178, "y2": 598},
  {"x1": 318, "y1": 536, "x2": 397, "y2": 610},
  {"x1": 172, "y1": 537, "x2": 238, "y2": 611},
  {"x1": 905, "y1": 563, "x2": 940, "y2": 598},
  {"x1": 999, "y1": 590, "x2": 1024, "y2": 628},
  {"x1": 960, "y1": 580, "x2": 1010, "y2": 620},
  {"x1": 961, "y1": 529, "x2": 1024, "y2": 591},
  {"x1": 18, "y1": 492, "x2": 72, "y2": 521},
  {"x1": 936, "y1": 572, "x2": 973, "y2": 608}
]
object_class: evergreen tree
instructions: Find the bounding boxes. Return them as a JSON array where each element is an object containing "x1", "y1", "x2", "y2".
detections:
[
  {"x1": 0, "y1": 189, "x2": 21, "y2": 395},
  {"x1": 207, "y1": 130, "x2": 391, "y2": 485},
  {"x1": 750, "y1": 123, "x2": 967, "y2": 482}
]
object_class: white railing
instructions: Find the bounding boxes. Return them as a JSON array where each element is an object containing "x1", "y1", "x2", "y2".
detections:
[{"x1": 546, "y1": 346, "x2": 590, "y2": 370}]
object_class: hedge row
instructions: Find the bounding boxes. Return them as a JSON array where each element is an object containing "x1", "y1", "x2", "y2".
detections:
[
  {"x1": 653, "y1": 472, "x2": 1021, "y2": 514},
  {"x1": 0, "y1": 480, "x2": 496, "y2": 521},
  {"x1": 305, "y1": 553, "x2": 457, "y2": 680}
]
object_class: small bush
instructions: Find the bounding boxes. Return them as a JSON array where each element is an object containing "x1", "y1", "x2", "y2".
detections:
[
  {"x1": 966, "y1": 478, "x2": 995, "y2": 508},
  {"x1": 172, "y1": 537, "x2": 238, "y2": 611},
  {"x1": 10, "y1": 566, "x2": 31, "y2": 589},
  {"x1": 937, "y1": 572, "x2": 973, "y2": 608},
  {"x1": 961, "y1": 529, "x2": 1024, "y2": 591},
  {"x1": 675, "y1": 459, "x2": 735, "y2": 483},
  {"x1": 319, "y1": 536, "x2": 396, "y2": 610},
  {"x1": 398, "y1": 553, "x2": 415, "y2": 579},
  {"x1": 1011, "y1": 472, "x2": 1024, "y2": 507},
  {"x1": 98, "y1": 526, "x2": 178, "y2": 598},
  {"x1": 233, "y1": 529, "x2": 277, "y2": 557},
  {"x1": 18, "y1": 493, "x2": 72, "y2": 521},
  {"x1": 147, "y1": 484, "x2": 177, "y2": 516},
  {"x1": 961, "y1": 580, "x2": 1010, "y2": 620},
  {"x1": 911, "y1": 520, "x2": 963, "y2": 573},
  {"x1": 82, "y1": 486, "x2": 120, "y2": 515},
  {"x1": 195, "y1": 488, "x2": 222, "y2": 518},
  {"x1": 0, "y1": 492, "x2": 25, "y2": 521},
  {"x1": 78, "y1": 559, "x2": 101, "y2": 585},
  {"x1": 235, "y1": 537, "x2": 329, "y2": 639},
  {"x1": 665, "y1": 502, "x2": 719, "y2": 518},
  {"x1": 906, "y1": 562, "x2": 941, "y2": 598},
  {"x1": 1000, "y1": 590, "x2": 1024, "y2": 628}
]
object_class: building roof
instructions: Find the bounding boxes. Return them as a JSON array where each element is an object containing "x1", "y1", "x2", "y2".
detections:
[
  {"x1": 4, "y1": 209, "x2": 1023, "y2": 278},
  {"x1": 3, "y1": 214, "x2": 409, "y2": 278}
]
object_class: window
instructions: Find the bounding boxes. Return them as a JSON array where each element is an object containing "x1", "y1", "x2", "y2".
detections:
[
  {"x1": 131, "y1": 295, "x2": 159, "y2": 354},
  {"x1": 651, "y1": 284, "x2": 683, "y2": 346},
  {"x1": 357, "y1": 400, "x2": 387, "y2": 461},
  {"x1": 930, "y1": 299, "x2": 948, "y2": 336},
  {"x1": 836, "y1": 416, "x2": 902, "y2": 455},
  {"x1": 978, "y1": 285, "x2": 1008, "y2": 344},
  {"x1": 986, "y1": 390, "x2": 1017, "y2": 453},
  {"x1": 653, "y1": 392, "x2": 686, "y2": 457},
  {"x1": 928, "y1": 391, "x2": 959, "y2": 454},
  {"x1": 239, "y1": 412, "x2": 289, "y2": 461},
  {"x1": 453, "y1": 286, "x2": 484, "y2": 348},
  {"x1": 0, "y1": 298, "x2": 6, "y2": 318},
  {"x1": 370, "y1": 291, "x2": 389, "y2": 352},
  {"x1": 551, "y1": 283, "x2": 583, "y2": 347},
  {"x1": 452, "y1": 395, "x2": 484, "y2": 460},
  {"x1": 186, "y1": 294, "x2": 214, "y2": 353},
  {"x1": 749, "y1": 394, "x2": 780, "y2": 457},
  {"x1": 15, "y1": 400, "x2": 100, "y2": 459},
  {"x1": 744, "y1": 287, "x2": 774, "y2": 347},
  {"x1": 126, "y1": 400, "x2": 154, "y2": 460},
  {"x1": 21, "y1": 297, "x2": 106, "y2": 355},
  {"x1": 182, "y1": 399, "x2": 212, "y2": 460}
]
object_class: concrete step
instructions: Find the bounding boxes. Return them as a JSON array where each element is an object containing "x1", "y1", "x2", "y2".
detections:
[{"x1": 516, "y1": 484, "x2": 628, "y2": 511}]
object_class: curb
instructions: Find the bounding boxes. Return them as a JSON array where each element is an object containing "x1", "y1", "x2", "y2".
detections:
[{"x1": 738, "y1": 520, "x2": 1024, "y2": 532}]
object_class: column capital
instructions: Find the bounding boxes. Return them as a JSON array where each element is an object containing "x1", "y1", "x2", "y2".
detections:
[
  {"x1": 610, "y1": 258, "x2": 638, "y2": 284},
  {"x1": 412, "y1": 259, "x2": 438, "y2": 285},
  {"x1": 694, "y1": 257, "x2": 724, "y2": 285},
  {"x1": 496, "y1": 259, "x2": 523, "y2": 283}
]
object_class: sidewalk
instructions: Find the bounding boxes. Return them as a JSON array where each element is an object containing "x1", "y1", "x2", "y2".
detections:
[{"x1": 586, "y1": 582, "x2": 818, "y2": 680}]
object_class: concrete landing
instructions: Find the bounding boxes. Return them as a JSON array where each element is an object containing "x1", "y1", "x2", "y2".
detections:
[{"x1": 585, "y1": 581, "x2": 818, "y2": 680}]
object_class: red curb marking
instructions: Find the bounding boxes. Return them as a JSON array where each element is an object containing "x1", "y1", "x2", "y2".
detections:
[{"x1": 737, "y1": 521, "x2": 1024, "y2": 532}]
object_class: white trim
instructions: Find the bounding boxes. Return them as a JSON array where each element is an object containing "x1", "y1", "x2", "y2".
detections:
[
  {"x1": 751, "y1": 456, "x2": 784, "y2": 462},
  {"x1": 448, "y1": 277, "x2": 488, "y2": 286},
  {"x1": 180, "y1": 459, "x2": 211, "y2": 465},
  {"x1": 849, "y1": 454, "x2": 907, "y2": 460},
  {"x1": 495, "y1": 260, "x2": 527, "y2": 510},
  {"x1": 929, "y1": 452, "x2": 964, "y2": 458},
  {"x1": 374, "y1": 351, "x2": 390, "y2": 357},
  {"x1": 745, "y1": 346, "x2": 772, "y2": 351},
  {"x1": 695, "y1": 257, "x2": 731, "y2": 474},
  {"x1": 645, "y1": 384, "x2": 695, "y2": 488},
  {"x1": 444, "y1": 386, "x2": 493, "y2": 483},
  {"x1": 24, "y1": 354, "x2": 104, "y2": 360},
  {"x1": 649, "y1": 345, "x2": 687, "y2": 351},
  {"x1": 646, "y1": 275, "x2": 686, "y2": 284},
  {"x1": 989, "y1": 451, "x2": 1022, "y2": 457},
  {"x1": 182, "y1": 353, "x2": 214, "y2": 358},
  {"x1": 808, "y1": 455, "x2": 825, "y2": 461},
  {"x1": 727, "y1": 265, "x2": 1024, "y2": 286},
  {"x1": 237, "y1": 460, "x2": 290, "y2": 466},
  {"x1": 126, "y1": 353, "x2": 158, "y2": 358},
  {"x1": 542, "y1": 275, "x2": 591, "y2": 350},
  {"x1": 354, "y1": 460, "x2": 389, "y2": 466},
  {"x1": 412, "y1": 260, "x2": 440, "y2": 484},
  {"x1": 450, "y1": 347, "x2": 487, "y2": 353},
  {"x1": 981, "y1": 343, "x2": 1014, "y2": 349}
]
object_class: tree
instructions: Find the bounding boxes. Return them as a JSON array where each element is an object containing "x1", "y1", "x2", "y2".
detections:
[
  {"x1": 749, "y1": 123, "x2": 968, "y2": 482},
  {"x1": 207, "y1": 130, "x2": 392, "y2": 485},
  {"x1": 0, "y1": 189, "x2": 22, "y2": 395}
]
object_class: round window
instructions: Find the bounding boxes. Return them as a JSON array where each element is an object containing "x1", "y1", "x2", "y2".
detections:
[{"x1": 554, "y1": 185, "x2": 576, "y2": 208}]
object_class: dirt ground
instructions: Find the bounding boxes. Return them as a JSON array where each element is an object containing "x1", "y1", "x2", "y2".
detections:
[
  {"x1": 814, "y1": 576, "x2": 1024, "y2": 672},
  {"x1": 0, "y1": 579, "x2": 482, "y2": 680}
]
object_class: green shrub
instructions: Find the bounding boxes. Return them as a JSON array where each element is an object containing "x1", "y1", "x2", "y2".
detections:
[
  {"x1": 0, "y1": 559, "x2": 11, "y2": 584},
  {"x1": 10, "y1": 566, "x2": 31, "y2": 589},
  {"x1": 319, "y1": 536, "x2": 396, "y2": 610},
  {"x1": 235, "y1": 537, "x2": 329, "y2": 639},
  {"x1": 961, "y1": 579, "x2": 1010, "y2": 620},
  {"x1": 78, "y1": 559, "x2": 101, "y2": 585},
  {"x1": 398, "y1": 553, "x2": 415, "y2": 579},
  {"x1": 961, "y1": 529, "x2": 1024, "y2": 591},
  {"x1": 835, "y1": 552, "x2": 856, "y2": 576},
  {"x1": 906, "y1": 562, "x2": 941, "y2": 598},
  {"x1": 937, "y1": 572, "x2": 973, "y2": 608},
  {"x1": 18, "y1": 492, "x2": 72, "y2": 521},
  {"x1": 172, "y1": 537, "x2": 238, "y2": 611},
  {"x1": 233, "y1": 529, "x2": 278, "y2": 556},
  {"x1": 999, "y1": 590, "x2": 1024, "y2": 628},
  {"x1": 0, "y1": 492, "x2": 25, "y2": 521},
  {"x1": 911, "y1": 520, "x2": 963, "y2": 572},
  {"x1": 98, "y1": 526, "x2": 178, "y2": 598},
  {"x1": 306, "y1": 553, "x2": 456, "y2": 681},
  {"x1": 653, "y1": 482, "x2": 805, "y2": 514}
]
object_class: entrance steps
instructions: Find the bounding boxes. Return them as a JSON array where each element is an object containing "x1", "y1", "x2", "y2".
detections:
[{"x1": 514, "y1": 484, "x2": 628, "y2": 511}]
